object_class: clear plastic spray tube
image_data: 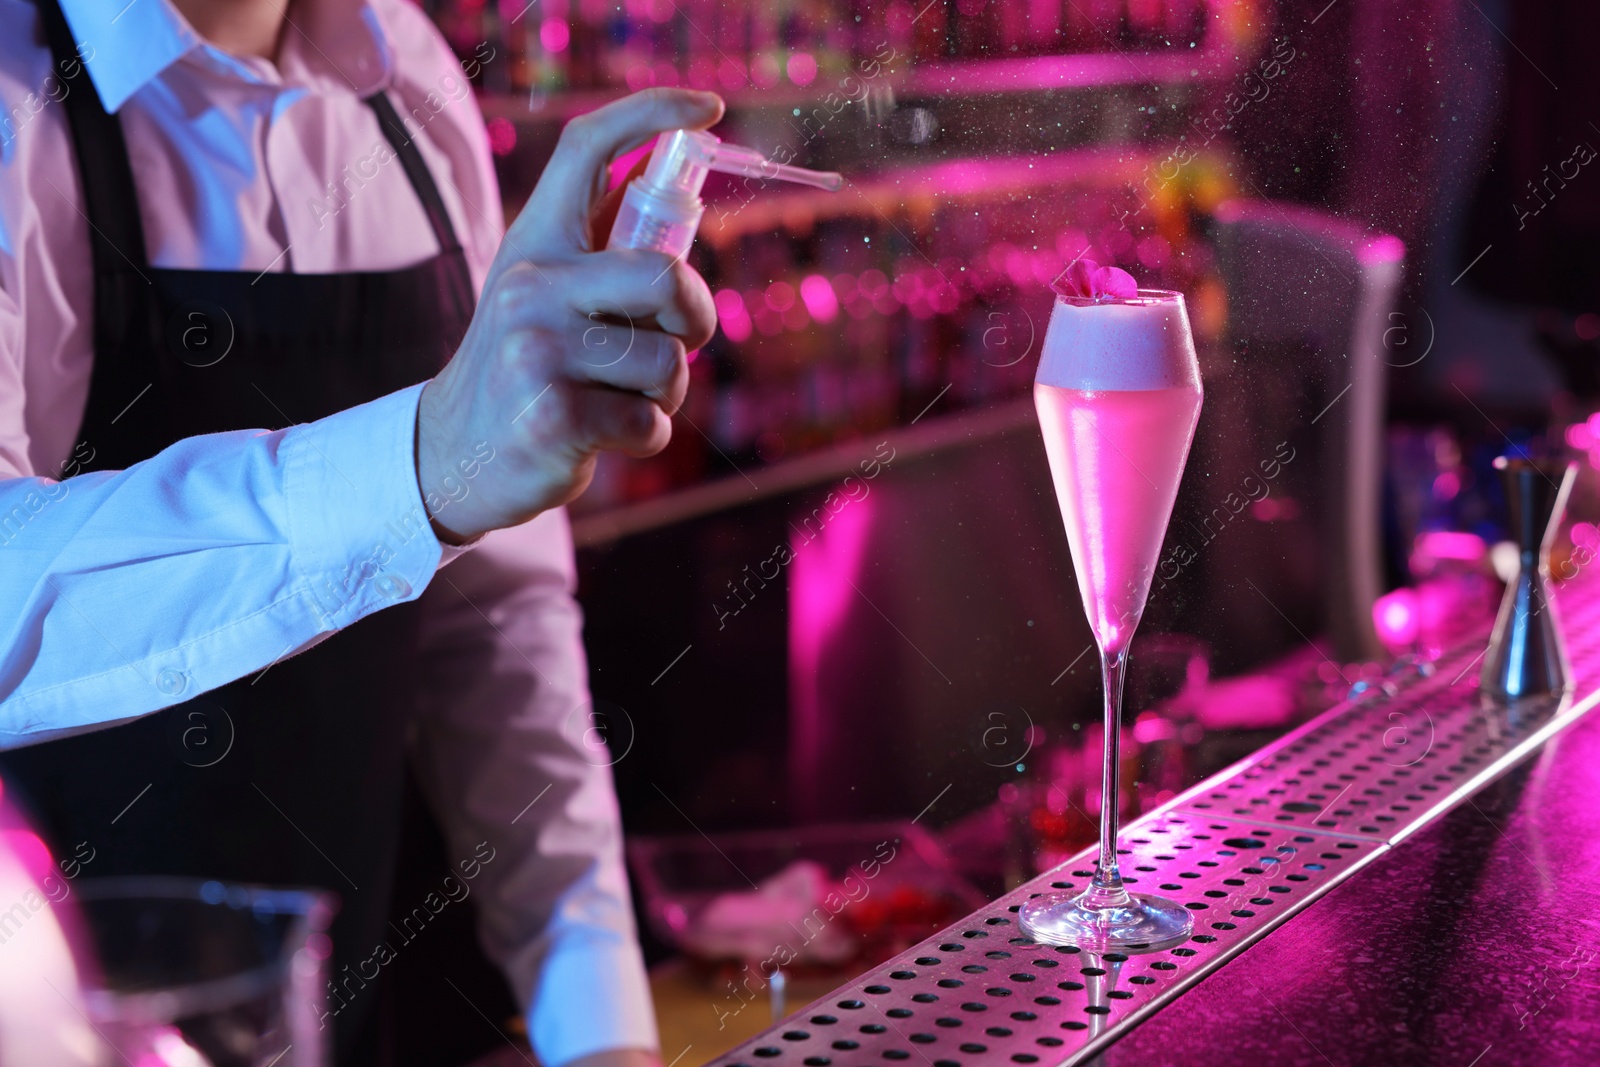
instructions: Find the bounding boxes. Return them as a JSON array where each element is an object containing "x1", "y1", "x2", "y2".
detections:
[{"x1": 606, "y1": 129, "x2": 843, "y2": 259}]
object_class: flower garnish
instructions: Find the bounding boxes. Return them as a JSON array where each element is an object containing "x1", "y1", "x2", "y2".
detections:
[{"x1": 1052, "y1": 259, "x2": 1138, "y2": 302}]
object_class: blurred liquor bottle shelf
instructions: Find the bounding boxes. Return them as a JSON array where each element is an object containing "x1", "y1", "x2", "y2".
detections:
[
  {"x1": 425, "y1": 0, "x2": 1258, "y2": 100},
  {"x1": 464, "y1": 0, "x2": 1264, "y2": 193}
]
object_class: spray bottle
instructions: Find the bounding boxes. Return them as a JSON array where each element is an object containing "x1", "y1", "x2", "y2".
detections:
[{"x1": 606, "y1": 129, "x2": 843, "y2": 258}]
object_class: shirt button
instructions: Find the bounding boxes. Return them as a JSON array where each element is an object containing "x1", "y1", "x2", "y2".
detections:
[
  {"x1": 376, "y1": 573, "x2": 411, "y2": 600},
  {"x1": 156, "y1": 668, "x2": 187, "y2": 696}
]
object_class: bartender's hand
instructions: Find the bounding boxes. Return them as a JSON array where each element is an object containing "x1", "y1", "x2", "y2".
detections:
[{"x1": 416, "y1": 88, "x2": 723, "y2": 543}]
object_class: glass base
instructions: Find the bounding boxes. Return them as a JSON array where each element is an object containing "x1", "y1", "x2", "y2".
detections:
[{"x1": 1019, "y1": 888, "x2": 1193, "y2": 952}]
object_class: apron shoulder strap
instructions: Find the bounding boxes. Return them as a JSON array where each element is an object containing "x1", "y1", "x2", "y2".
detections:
[
  {"x1": 366, "y1": 92, "x2": 468, "y2": 257},
  {"x1": 33, "y1": 0, "x2": 152, "y2": 271}
]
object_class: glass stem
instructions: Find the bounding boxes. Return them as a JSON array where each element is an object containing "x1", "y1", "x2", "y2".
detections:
[{"x1": 1092, "y1": 646, "x2": 1129, "y2": 899}]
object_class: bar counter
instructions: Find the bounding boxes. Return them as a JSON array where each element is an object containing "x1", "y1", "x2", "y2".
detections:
[
  {"x1": 1095, "y1": 692, "x2": 1600, "y2": 1066},
  {"x1": 706, "y1": 577, "x2": 1600, "y2": 1066}
]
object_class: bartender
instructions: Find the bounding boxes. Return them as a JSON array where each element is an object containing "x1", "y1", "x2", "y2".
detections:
[{"x1": 0, "y1": 0, "x2": 718, "y2": 1063}]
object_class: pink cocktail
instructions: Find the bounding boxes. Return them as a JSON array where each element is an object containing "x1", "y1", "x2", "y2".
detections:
[{"x1": 1021, "y1": 281, "x2": 1202, "y2": 950}]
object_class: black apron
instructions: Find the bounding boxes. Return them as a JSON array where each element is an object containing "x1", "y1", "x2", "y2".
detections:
[{"x1": 0, "y1": 0, "x2": 476, "y2": 1059}]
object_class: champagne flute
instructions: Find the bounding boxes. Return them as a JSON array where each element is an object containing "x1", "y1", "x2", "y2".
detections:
[{"x1": 1019, "y1": 271, "x2": 1203, "y2": 950}]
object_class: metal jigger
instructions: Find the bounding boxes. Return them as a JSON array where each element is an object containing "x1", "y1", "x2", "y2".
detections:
[{"x1": 1480, "y1": 456, "x2": 1578, "y2": 702}]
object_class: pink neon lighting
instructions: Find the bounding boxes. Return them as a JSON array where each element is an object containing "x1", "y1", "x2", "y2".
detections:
[
  {"x1": 1373, "y1": 587, "x2": 1422, "y2": 648},
  {"x1": 608, "y1": 135, "x2": 655, "y2": 189},
  {"x1": 787, "y1": 52, "x2": 818, "y2": 86},
  {"x1": 0, "y1": 830, "x2": 51, "y2": 882},
  {"x1": 753, "y1": 305, "x2": 783, "y2": 337},
  {"x1": 714, "y1": 288, "x2": 752, "y2": 343},
  {"x1": 718, "y1": 57, "x2": 748, "y2": 89},
  {"x1": 485, "y1": 117, "x2": 517, "y2": 157},
  {"x1": 1360, "y1": 233, "x2": 1406, "y2": 266},
  {"x1": 800, "y1": 274, "x2": 838, "y2": 323},
  {"x1": 765, "y1": 281, "x2": 796, "y2": 312},
  {"x1": 687, "y1": 56, "x2": 717, "y2": 89},
  {"x1": 1136, "y1": 235, "x2": 1171, "y2": 270},
  {"x1": 789, "y1": 492, "x2": 875, "y2": 808},
  {"x1": 540, "y1": 18, "x2": 571, "y2": 52},
  {"x1": 751, "y1": 53, "x2": 781, "y2": 88},
  {"x1": 1415, "y1": 530, "x2": 1487, "y2": 562}
]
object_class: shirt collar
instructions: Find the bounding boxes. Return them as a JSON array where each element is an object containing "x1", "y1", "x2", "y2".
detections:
[
  {"x1": 58, "y1": 0, "x2": 199, "y2": 112},
  {"x1": 58, "y1": 0, "x2": 391, "y2": 113}
]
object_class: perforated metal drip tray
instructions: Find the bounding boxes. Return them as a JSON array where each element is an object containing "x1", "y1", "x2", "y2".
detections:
[{"x1": 710, "y1": 584, "x2": 1600, "y2": 1067}]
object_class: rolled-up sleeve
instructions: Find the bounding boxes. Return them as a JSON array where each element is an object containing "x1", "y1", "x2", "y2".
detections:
[
  {"x1": 409, "y1": 510, "x2": 658, "y2": 1066},
  {"x1": 0, "y1": 382, "x2": 451, "y2": 745}
]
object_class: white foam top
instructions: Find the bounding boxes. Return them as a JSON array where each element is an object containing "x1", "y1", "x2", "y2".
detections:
[{"x1": 1035, "y1": 291, "x2": 1200, "y2": 391}]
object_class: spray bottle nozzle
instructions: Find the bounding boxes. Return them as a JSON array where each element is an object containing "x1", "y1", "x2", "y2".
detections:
[
  {"x1": 641, "y1": 129, "x2": 844, "y2": 202},
  {"x1": 698, "y1": 141, "x2": 845, "y2": 192},
  {"x1": 607, "y1": 129, "x2": 842, "y2": 257}
]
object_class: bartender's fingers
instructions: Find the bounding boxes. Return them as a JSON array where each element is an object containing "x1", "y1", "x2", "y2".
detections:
[
  {"x1": 516, "y1": 88, "x2": 724, "y2": 253},
  {"x1": 565, "y1": 384, "x2": 674, "y2": 457},
  {"x1": 555, "y1": 251, "x2": 717, "y2": 349},
  {"x1": 567, "y1": 329, "x2": 689, "y2": 414}
]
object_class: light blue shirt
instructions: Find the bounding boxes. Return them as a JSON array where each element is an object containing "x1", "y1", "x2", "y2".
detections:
[{"x1": 0, "y1": 0, "x2": 656, "y2": 1060}]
